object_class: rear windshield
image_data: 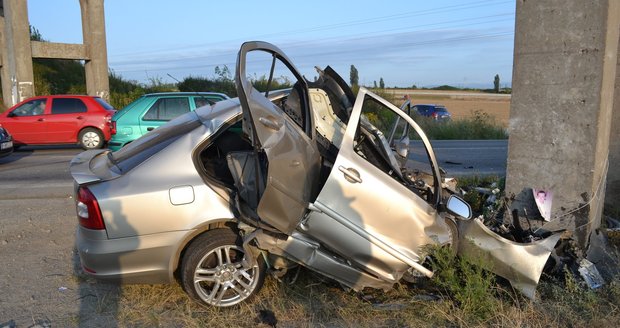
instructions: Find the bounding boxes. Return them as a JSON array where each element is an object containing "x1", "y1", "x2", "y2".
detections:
[
  {"x1": 94, "y1": 97, "x2": 115, "y2": 111},
  {"x1": 435, "y1": 107, "x2": 448, "y2": 113},
  {"x1": 111, "y1": 112, "x2": 202, "y2": 173}
]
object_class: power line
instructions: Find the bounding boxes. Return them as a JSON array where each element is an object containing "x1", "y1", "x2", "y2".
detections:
[
  {"x1": 110, "y1": 12, "x2": 514, "y2": 66},
  {"x1": 110, "y1": 0, "x2": 513, "y2": 58},
  {"x1": 112, "y1": 31, "x2": 514, "y2": 74}
]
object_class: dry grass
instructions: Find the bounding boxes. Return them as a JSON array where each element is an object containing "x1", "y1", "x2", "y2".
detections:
[
  {"x1": 98, "y1": 252, "x2": 620, "y2": 328},
  {"x1": 386, "y1": 89, "x2": 512, "y2": 127}
]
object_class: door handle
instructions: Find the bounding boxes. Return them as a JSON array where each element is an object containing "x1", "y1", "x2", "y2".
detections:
[
  {"x1": 338, "y1": 166, "x2": 362, "y2": 183},
  {"x1": 147, "y1": 127, "x2": 154, "y2": 131},
  {"x1": 37, "y1": 118, "x2": 44, "y2": 122},
  {"x1": 258, "y1": 117, "x2": 282, "y2": 130},
  {"x1": 76, "y1": 116, "x2": 84, "y2": 120}
]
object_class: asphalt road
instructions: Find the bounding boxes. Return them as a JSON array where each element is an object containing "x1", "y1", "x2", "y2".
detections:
[
  {"x1": 0, "y1": 140, "x2": 509, "y2": 198},
  {"x1": 0, "y1": 146, "x2": 79, "y2": 200},
  {"x1": 430, "y1": 140, "x2": 508, "y2": 176}
]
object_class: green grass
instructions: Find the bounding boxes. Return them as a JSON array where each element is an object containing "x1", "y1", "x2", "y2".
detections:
[{"x1": 414, "y1": 110, "x2": 508, "y2": 140}]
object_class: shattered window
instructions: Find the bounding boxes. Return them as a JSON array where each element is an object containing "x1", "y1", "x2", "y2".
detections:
[{"x1": 354, "y1": 94, "x2": 436, "y2": 201}]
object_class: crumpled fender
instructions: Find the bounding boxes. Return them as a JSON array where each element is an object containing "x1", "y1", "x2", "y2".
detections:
[{"x1": 457, "y1": 218, "x2": 562, "y2": 299}]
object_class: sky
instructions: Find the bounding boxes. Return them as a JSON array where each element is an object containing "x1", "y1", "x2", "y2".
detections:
[{"x1": 27, "y1": 0, "x2": 515, "y2": 89}]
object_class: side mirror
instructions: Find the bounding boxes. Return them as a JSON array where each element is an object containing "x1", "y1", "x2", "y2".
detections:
[
  {"x1": 395, "y1": 136, "x2": 409, "y2": 158},
  {"x1": 446, "y1": 195, "x2": 472, "y2": 219},
  {"x1": 7, "y1": 112, "x2": 16, "y2": 118}
]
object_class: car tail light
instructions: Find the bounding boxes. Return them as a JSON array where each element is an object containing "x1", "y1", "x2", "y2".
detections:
[
  {"x1": 432, "y1": 112, "x2": 438, "y2": 119},
  {"x1": 111, "y1": 120, "x2": 117, "y2": 135},
  {"x1": 76, "y1": 186, "x2": 106, "y2": 230}
]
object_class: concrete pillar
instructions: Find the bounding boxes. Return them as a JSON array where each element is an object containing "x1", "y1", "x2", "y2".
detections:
[
  {"x1": 607, "y1": 37, "x2": 620, "y2": 212},
  {"x1": 0, "y1": 0, "x2": 34, "y2": 106},
  {"x1": 506, "y1": 0, "x2": 620, "y2": 248},
  {"x1": 80, "y1": 0, "x2": 109, "y2": 101}
]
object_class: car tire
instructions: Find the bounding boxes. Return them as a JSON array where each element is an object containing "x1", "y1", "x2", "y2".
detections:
[
  {"x1": 180, "y1": 228, "x2": 266, "y2": 307},
  {"x1": 78, "y1": 128, "x2": 104, "y2": 150}
]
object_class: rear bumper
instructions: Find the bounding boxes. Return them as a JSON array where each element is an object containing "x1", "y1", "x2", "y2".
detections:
[
  {"x1": 107, "y1": 141, "x2": 123, "y2": 151},
  {"x1": 76, "y1": 226, "x2": 191, "y2": 284},
  {"x1": 107, "y1": 135, "x2": 134, "y2": 151}
]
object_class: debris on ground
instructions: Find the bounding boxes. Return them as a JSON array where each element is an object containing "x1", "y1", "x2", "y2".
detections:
[
  {"x1": 578, "y1": 258, "x2": 604, "y2": 289},
  {"x1": 0, "y1": 320, "x2": 16, "y2": 328},
  {"x1": 457, "y1": 177, "x2": 619, "y2": 293}
]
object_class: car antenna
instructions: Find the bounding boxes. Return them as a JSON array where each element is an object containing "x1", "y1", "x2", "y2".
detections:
[{"x1": 166, "y1": 73, "x2": 215, "y2": 106}]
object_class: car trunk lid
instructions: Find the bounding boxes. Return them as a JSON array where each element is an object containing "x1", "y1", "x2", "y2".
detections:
[{"x1": 70, "y1": 149, "x2": 121, "y2": 185}]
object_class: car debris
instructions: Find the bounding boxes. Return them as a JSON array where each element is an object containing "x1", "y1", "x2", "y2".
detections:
[
  {"x1": 458, "y1": 217, "x2": 561, "y2": 299},
  {"x1": 69, "y1": 41, "x2": 565, "y2": 307},
  {"x1": 577, "y1": 258, "x2": 604, "y2": 289}
]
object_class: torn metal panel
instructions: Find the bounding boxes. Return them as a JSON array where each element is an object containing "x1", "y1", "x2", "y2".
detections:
[
  {"x1": 253, "y1": 230, "x2": 393, "y2": 291},
  {"x1": 457, "y1": 218, "x2": 562, "y2": 299}
]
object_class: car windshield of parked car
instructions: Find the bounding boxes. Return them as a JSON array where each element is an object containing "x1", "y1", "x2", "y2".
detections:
[
  {"x1": 111, "y1": 111, "x2": 202, "y2": 173},
  {"x1": 11, "y1": 99, "x2": 46, "y2": 116}
]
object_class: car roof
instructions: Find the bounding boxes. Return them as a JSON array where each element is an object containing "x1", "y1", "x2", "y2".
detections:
[
  {"x1": 142, "y1": 92, "x2": 230, "y2": 98},
  {"x1": 22, "y1": 95, "x2": 101, "y2": 99},
  {"x1": 415, "y1": 104, "x2": 445, "y2": 107}
]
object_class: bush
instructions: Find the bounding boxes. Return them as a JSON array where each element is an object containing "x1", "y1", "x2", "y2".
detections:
[
  {"x1": 429, "y1": 246, "x2": 501, "y2": 325},
  {"x1": 414, "y1": 110, "x2": 508, "y2": 140}
]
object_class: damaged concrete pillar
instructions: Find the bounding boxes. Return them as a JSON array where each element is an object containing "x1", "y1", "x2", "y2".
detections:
[
  {"x1": 79, "y1": 0, "x2": 110, "y2": 102},
  {"x1": 0, "y1": 0, "x2": 35, "y2": 106},
  {"x1": 506, "y1": 0, "x2": 620, "y2": 249},
  {"x1": 607, "y1": 39, "x2": 620, "y2": 212}
]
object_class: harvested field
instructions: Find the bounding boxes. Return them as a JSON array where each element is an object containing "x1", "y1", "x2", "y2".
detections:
[{"x1": 385, "y1": 89, "x2": 511, "y2": 127}]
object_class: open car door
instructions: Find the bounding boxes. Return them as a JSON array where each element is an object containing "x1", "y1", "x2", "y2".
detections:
[
  {"x1": 234, "y1": 41, "x2": 321, "y2": 234},
  {"x1": 302, "y1": 87, "x2": 454, "y2": 282}
]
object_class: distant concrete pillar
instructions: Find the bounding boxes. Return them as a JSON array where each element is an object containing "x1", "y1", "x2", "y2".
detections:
[
  {"x1": 0, "y1": 0, "x2": 35, "y2": 106},
  {"x1": 506, "y1": 0, "x2": 620, "y2": 248},
  {"x1": 608, "y1": 42, "x2": 620, "y2": 211},
  {"x1": 80, "y1": 0, "x2": 109, "y2": 101}
]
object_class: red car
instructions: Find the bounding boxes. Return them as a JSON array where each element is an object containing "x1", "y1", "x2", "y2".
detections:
[{"x1": 0, "y1": 95, "x2": 116, "y2": 149}]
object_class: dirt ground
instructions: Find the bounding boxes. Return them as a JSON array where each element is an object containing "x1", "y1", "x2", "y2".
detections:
[{"x1": 387, "y1": 89, "x2": 512, "y2": 126}]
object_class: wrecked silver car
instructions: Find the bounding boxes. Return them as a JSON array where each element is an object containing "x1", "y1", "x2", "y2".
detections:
[{"x1": 70, "y1": 41, "x2": 560, "y2": 307}]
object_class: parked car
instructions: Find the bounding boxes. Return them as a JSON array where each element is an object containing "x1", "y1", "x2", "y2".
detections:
[
  {"x1": 108, "y1": 92, "x2": 230, "y2": 151},
  {"x1": 0, "y1": 95, "x2": 115, "y2": 149},
  {"x1": 409, "y1": 103, "x2": 451, "y2": 121},
  {"x1": 70, "y1": 41, "x2": 560, "y2": 308},
  {"x1": 0, "y1": 124, "x2": 13, "y2": 158}
]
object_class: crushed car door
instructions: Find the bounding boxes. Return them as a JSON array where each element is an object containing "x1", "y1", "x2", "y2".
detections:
[
  {"x1": 234, "y1": 41, "x2": 321, "y2": 234},
  {"x1": 302, "y1": 87, "x2": 453, "y2": 282}
]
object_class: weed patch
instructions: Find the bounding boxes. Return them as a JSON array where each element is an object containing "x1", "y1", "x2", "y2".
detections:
[{"x1": 414, "y1": 110, "x2": 508, "y2": 140}]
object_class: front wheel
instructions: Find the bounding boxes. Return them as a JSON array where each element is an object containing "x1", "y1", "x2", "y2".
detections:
[
  {"x1": 78, "y1": 128, "x2": 104, "y2": 150},
  {"x1": 180, "y1": 229, "x2": 266, "y2": 307}
]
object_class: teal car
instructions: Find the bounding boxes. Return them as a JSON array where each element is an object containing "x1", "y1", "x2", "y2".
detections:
[{"x1": 108, "y1": 92, "x2": 229, "y2": 151}]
